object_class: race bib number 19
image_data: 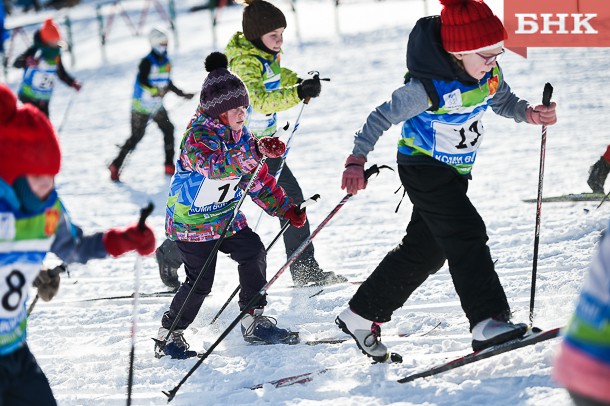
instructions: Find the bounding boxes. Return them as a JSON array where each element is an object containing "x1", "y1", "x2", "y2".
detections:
[{"x1": 432, "y1": 112, "x2": 485, "y2": 166}]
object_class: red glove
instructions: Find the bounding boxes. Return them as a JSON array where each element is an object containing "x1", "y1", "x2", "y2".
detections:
[
  {"x1": 103, "y1": 224, "x2": 156, "y2": 257},
  {"x1": 526, "y1": 102, "x2": 557, "y2": 126},
  {"x1": 257, "y1": 137, "x2": 286, "y2": 158},
  {"x1": 71, "y1": 80, "x2": 82, "y2": 91},
  {"x1": 341, "y1": 154, "x2": 367, "y2": 195},
  {"x1": 284, "y1": 205, "x2": 307, "y2": 228}
]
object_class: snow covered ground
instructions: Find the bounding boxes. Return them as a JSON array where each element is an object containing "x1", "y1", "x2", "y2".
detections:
[{"x1": 3, "y1": 0, "x2": 609, "y2": 404}]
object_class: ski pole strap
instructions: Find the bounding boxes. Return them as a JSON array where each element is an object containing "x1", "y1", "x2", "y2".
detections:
[
  {"x1": 364, "y1": 164, "x2": 393, "y2": 181},
  {"x1": 138, "y1": 202, "x2": 154, "y2": 230}
]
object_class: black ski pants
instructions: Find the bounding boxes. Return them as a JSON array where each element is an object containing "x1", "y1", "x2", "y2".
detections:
[
  {"x1": 0, "y1": 345, "x2": 56, "y2": 406},
  {"x1": 349, "y1": 164, "x2": 510, "y2": 330},
  {"x1": 112, "y1": 108, "x2": 175, "y2": 168},
  {"x1": 18, "y1": 94, "x2": 49, "y2": 117},
  {"x1": 265, "y1": 157, "x2": 319, "y2": 275},
  {"x1": 162, "y1": 227, "x2": 267, "y2": 330}
]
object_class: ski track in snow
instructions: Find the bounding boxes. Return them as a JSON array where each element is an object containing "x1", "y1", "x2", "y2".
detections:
[{"x1": 5, "y1": 0, "x2": 608, "y2": 404}]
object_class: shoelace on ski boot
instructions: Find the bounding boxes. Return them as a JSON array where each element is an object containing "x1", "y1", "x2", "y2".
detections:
[
  {"x1": 243, "y1": 315, "x2": 278, "y2": 337},
  {"x1": 170, "y1": 332, "x2": 191, "y2": 350},
  {"x1": 363, "y1": 322, "x2": 382, "y2": 348}
]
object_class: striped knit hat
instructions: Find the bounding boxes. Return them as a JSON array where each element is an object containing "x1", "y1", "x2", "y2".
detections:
[{"x1": 200, "y1": 52, "x2": 249, "y2": 119}]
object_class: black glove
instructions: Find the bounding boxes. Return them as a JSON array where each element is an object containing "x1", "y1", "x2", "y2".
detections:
[{"x1": 297, "y1": 77, "x2": 321, "y2": 99}]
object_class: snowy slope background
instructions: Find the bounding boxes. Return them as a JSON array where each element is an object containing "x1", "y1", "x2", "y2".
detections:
[{"x1": 3, "y1": 0, "x2": 609, "y2": 404}]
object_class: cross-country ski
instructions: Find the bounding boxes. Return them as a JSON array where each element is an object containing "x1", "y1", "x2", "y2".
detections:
[{"x1": 397, "y1": 327, "x2": 562, "y2": 383}]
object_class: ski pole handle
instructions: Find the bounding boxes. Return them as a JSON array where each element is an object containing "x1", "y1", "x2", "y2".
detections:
[
  {"x1": 542, "y1": 83, "x2": 553, "y2": 107},
  {"x1": 137, "y1": 202, "x2": 154, "y2": 230},
  {"x1": 295, "y1": 194, "x2": 321, "y2": 214},
  {"x1": 303, "y1": 70, "x2": 330, "y2": 105},
  {"x1": 48, "y1": 263, "x2": 67, "y2": 278}
]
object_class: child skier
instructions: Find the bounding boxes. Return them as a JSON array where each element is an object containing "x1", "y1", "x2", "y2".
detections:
[
  {"x1": 154, "y1": 52, "x2": 306, "y2": 359},
  {"x1": 13, "y1": 18, "x2": 81, "y2": 118},
  {"x1": 108, "y1": 28, "x2": 195, "y2": 182},
  {"x1": 587, "y1": 146, "x2": 610, "y2": 194},
  {"x1": 552, "y1": 226, "x2": 610, "y2": 406},
  {"x1": 335, "y1": 0, "x2": 557, "y2": 362},
  {"x1": 0, "y1": 84, "x2": 156, "y2": 404},
  {"x1": 155, "y1": 0, "x2": 346, "y2": 289}
]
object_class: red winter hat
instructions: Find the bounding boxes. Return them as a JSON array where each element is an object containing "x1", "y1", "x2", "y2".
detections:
[
  {"x1": 0, "y1": 84, "x2": 61, "y2": 186},
  {"x1": 40, "y1": 18, "x2": 61, "y2": 43},
  {"x1": 0, "y1": 84, "x2": 17, "y2": 124},
  {"x1": 440, "y1": 0, "x2": 506, "y2": 53}
]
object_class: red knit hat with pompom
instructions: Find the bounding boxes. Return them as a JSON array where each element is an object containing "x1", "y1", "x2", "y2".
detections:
[
  {"x1": 440, "y1": 0, "x2": 507, "y2": 53},
  {"x1": 40, "y1": 18, "x2": 61, "y2": 43},
  {"x1": 0, "y1": 84, "x2": 61, "y2": 185}
]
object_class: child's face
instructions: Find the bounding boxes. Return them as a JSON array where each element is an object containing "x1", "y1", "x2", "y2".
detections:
[
  {"x1": 261, "y1": 28, "x2": 284, "y2": 53},
  {"x1": 27, "y1": 175, "x2": 55, "y2": 200},
  {"x1": 454, "y1": 46, "x2": 503, "y2": 80},
  {"x1": 222, "y1": 106, "x2": 248, "y2": 131}
]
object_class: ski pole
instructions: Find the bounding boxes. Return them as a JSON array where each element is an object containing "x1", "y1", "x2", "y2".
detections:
[
  {"x1": 27, "y1": 263, "x2": 68, "y2": 316},
  {"x1": 56, "y1": 90, "x2": 79, "y2": 134},
  {"x1": 529, "y1": 82, "x2": 553, "y2": 326},
  {"x1": 127, "y1": 202, "x2": 154, "y2": 406},
  {"x1": 597, "y1": 191, "x2": 610, "y2": 209},
  {"x1": 208, "y1": 194, "x2": 321, "y2": 325},
  {"x1": 252, "y1": 71, "x2": 330, "y2": 231},
  {"x1": 154, "y1": 157, "x2": 269, "y2": 352},
  {"x1": 162, "y1": 164, "x2": 389, "y2": 402}
]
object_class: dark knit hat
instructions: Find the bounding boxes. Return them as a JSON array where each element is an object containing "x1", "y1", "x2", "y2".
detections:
[
  {"x1": 241, "y1": 0, "x2": 287, "y2": 41},
  {"x1": 440, "y1": 0, "x2": 506, "y2": 53},
  {"x1": 200, "y1": 52, "x2": 250, "y2": 119},
  {"x1": 0, "y1": 84, "x2": 61, "y2": 185}
]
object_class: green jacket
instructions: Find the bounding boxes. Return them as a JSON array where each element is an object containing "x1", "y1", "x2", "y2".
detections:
[{"x1": 225, "y1": 32, "x2": 301, "y2": 115}]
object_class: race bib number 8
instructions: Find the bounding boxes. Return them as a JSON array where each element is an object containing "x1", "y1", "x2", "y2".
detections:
[{"x1": 0, "y1": 263, "x2": 38, "y2": 318}]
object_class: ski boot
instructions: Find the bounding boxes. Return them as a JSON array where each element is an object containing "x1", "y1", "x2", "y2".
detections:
[
  {"x1": 587, "y1": 156, "x2": 610, "y2": 194},
  {"x1": 164, "y1": 163, "x2": 175, "y2": 176},
  {"x1": 471, "y1": 317, "x2": 528, "y2": 351},
  {"x1": 154, "y1": 327, "x2": 198, "y2": 359},
  {"x1": 292, "y1": 258, "x2": 348, "y2": 287},
  {"x1": 108, "y1": 163, "x2": 121, "y2": 182},
  {"x1": 241, "y1": 308, "x2": 299, "y2": 345},
  {"x1": 335, "y1": 307, "x2": 389, "y2": 362}
]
